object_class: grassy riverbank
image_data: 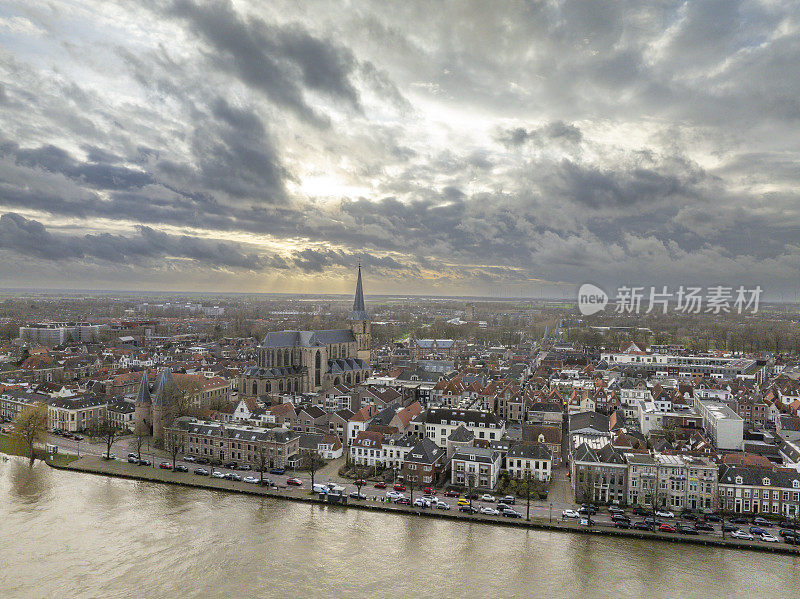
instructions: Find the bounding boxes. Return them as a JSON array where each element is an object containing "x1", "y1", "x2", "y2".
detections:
[
  {"x1": 47, "y1": 455, "x2": 800, "y2": 556},
  {"x1": 0, "y1": 433, "x2": 79, "y2": 467}
]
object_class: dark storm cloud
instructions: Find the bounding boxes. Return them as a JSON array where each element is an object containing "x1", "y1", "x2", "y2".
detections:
[
  {"x1": 0, "y1": 213, "x2": 268, "y2": 270},
  {"x1": 496, "y1": 121, "x2": 583, "y2": 148},
  {"x1": 168, "y1": 0, "x2": 361, "y2": 126},
  {"x1": 0, "y1": 0, "x2": 799, "y2": 294}
]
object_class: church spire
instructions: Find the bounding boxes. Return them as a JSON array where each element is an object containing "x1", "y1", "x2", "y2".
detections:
[{"x1": 349, "y1": 262, "x2": 368, "y2": 321}]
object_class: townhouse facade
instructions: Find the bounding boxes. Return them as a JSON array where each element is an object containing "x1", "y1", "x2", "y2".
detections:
[
  {"x1": 451, "y1": 446, "x2": 502, "y2": 489},
  {"x1": 506, "y1": 443, "x2": 552, "y2": 482}
]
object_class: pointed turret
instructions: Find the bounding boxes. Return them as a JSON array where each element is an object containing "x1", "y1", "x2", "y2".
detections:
[
  {"x1": 152, "y1": 367, "x2": 175, "y2": 406},
  {"x1": 135, "y1": 370, "x2": 151, "y2": 405},
  {"x1": 349, "y1": 262, "x2": 368, "y2": 321}
]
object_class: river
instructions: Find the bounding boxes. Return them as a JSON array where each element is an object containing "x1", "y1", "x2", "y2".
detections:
[{"x1": 1, "y1": 456, "x2": 798, "y2": 598}]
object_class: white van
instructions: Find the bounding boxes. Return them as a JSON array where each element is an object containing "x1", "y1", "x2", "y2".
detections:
[{"x1": 313, "y1": 483, "x2": 330, "y2": 494}]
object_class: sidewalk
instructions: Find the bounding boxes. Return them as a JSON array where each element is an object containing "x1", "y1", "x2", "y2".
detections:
[{"x1": 547, "y1": 467, "x2": 573, "y2": 504}]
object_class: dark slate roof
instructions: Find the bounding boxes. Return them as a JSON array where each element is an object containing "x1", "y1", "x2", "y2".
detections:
[
  {"x1": 508, "y1": 442, "x2": 552, "y2": 461},
  {"x1": 451, "y1": 446, "x2": 499, "y2": 463},
  {"x1": 573, "y1": 442, "x2": 626, "y2": 465},
  {"x1": 299, "y1": 432, "x2": 324, "y2": 450},
  {"x1": 135, "y1": 370, "x2": 150, "y2": 405},
  {"x1": 405, "y1": 438, "x2": 446, "y2": 464},
  {"x1": 152, "y1": 368, "x2": 175, "y2": 407},
  {"x1": 48, "y1": 395, "x2": 108, "y2": 409},
  {"x1": 108, "y1": 399, "x2": 135, "y2": 414},
  {"x1": 168, "y1": 419, "x2": 299, "y2": 444},
  {"x1": 371, "y1": 405, "x2": 398, "y2": 427},
  {"x1": 448, "y1": 425, "x2": 475, "y2": 442},
  {"x1": 349, "y1": 264, "x2": 368, "y2": 321},
  {"x1": 260, "y1": 329, "x2": 356, "y2": 348},
  {"x1": 327, "y1": 357, "x2": 369, "y2": 374},
  {"x1": 243, "y1": 365, "x2": 305, "y2": 378},
  {"x1": 719, "y1": 465, "x2": 800, "y2": 489},
  {"x1": 569, "y1": 411, "x2": 610, "y2": 434},
  {"x1": 423, "y1": 407, "x2": 501, "y2": 427}
]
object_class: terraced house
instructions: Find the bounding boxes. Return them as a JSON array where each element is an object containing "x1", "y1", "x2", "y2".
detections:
[
  {"x1": 718, "y1": 466, "x2": 800, "y2": 518},
  {"x1": 166, "y1": 418, "x2": 300, "y2": 469}
]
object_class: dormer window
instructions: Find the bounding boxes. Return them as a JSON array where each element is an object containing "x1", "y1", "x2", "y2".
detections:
[
  {"x1": 763, "y1": 477, "x2": 771, "y2": 486},
  {"x1": 735, "y1": 476, "x2": 743, "y2": 485},
  {"x1": 793, "y1": 480, "x2": 799, "y2": 489}
]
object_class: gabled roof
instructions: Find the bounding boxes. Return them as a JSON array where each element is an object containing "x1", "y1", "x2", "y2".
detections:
[
  {"x1": 448, "y1": 425, "x2": 475, "y2": 443},
  {"x1": 405, "y1": 438, "x2": 446, "y2": 465}
]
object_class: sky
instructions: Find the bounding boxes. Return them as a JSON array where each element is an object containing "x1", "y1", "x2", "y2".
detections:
[{"x1": 0, "y1": 0, "x2": 799, "y2": 299}]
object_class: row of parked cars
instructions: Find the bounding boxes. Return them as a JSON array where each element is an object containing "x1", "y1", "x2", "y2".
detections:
[{"x1": 51, "y1": 430, "x2": 83, "y2": 441}]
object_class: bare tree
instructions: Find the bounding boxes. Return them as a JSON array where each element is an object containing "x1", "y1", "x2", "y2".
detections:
[
  {"x1": 257, "y1": 444, "x2": 270, "y2": 486},
  {"x1": 12, "y1": 403, "x2": 48, "y2": 466},
  {"x1": 165, "y1": 431, "x2": 185, "y2": 470},
  {"x1": 132, "y1": 432, "x2": 146, "y2": 461},
  {"x1": 466, "y1": 471, "x2": 476, "y2": 509},
  {"x1": 301, "y1": 448, "x2": 326, "y2": 491},
  {"x1": 525, "y1": 471, "x2": 533, "y2": 521},
  {"x1": 92, "y1": 414, "x2": 121, "y2": 460}
]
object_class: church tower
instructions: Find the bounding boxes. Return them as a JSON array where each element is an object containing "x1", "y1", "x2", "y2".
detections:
[{"x1": 348, "y1": 263, "x2": 371, "y2": 362}]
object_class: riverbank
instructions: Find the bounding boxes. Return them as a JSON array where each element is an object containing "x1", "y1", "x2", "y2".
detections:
[{"x1": 46, "y1": 454, "x2": 800, "y2": 556}]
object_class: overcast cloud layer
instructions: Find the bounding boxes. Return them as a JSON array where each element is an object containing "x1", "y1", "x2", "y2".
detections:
[{"x1": 0, "y1": 1, "x2": 799, "y2": 298}]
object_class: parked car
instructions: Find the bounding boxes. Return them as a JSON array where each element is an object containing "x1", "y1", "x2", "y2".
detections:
[
  {"x1": 780, "y1": 528, "x2": 798, "y2": 538},
  {"x1": 562, "y1": 509, "x2": 580, "y2": 519},
  {"x1": 695, "y1": 522, "x2": 715, "y2": 531},
  {"x1": 780, "y1": 520, "x2": 800, "y2": 530},
  {"x1": 223, "y1": 462, "x2": 237, "y2": 470},
  {"x1": 102, "y1": 453, "x2": 117, "y2": 460},
  {"x1": 502, "y1": 495, "x2": 516, "y2": 505},
  {"x1": 159, "y1": 462, "x2": 172, "y2": 469},
  {"x1": 351, "y1": 491, "x2": 368, "y2": 500},
  {"x1": 459, "y1": 505, "x2": 479, "y2": 513},
  {"x1": 286, "y1": 477, "x2": 302, "y2": 486},
  {"x1": 608, "y1": 505, "x2": 624, "y2": 515},
  {"x1": 354, "y1": 479, "x2": 367, "y2": 486},
  {"x1": 677, "y1": 524, "x2": 698, "y2": 535},
  {"x1": 127, "y1": 452, "x2": 139, "y2": 459},
  {"x1": 580, "y1": 503, "x2": 598, "y2": 514},
  {"x1": 502, "y1": 509, "x2": 522, "y2": 518},
  {"x1": 720, "y1": 523, "x2": 738, "y2": 532},
  {"x1": 174, "y1": 465, "x2": 188, "y2": 473},
  {"x1": 704, "y1": 513, "x2": 722, "y2": 522},
  {"x1": 269, "y1": 467, "x2": 286, "y2": 475},
  {"x1": 760, "y1": 532, "x2": 779, "y2": 542},
  {"x1": 731, "y1": 517, "x2": 749, "y2": 525},
  {"x1": 373, "y1": 482, "x2": 387, "y2": 489},
  {"x1": 183, "y1": 456, "x2": 196, "y2": 463},
  {"x1": 579, "y1": 518, "x2": 593, "y2": 526},
  {"x1": 480, "y1": 507, "x2": 500, "y2": 516},
  {"x1": 243, "y1": 476, "x2": 259, "y2": 484},
  {"x1": 196, "y1": 457, "x2": 209, "y2": 465},
  {"x1": 224, "y1": 473, "x2": 242, "y2": 481},
  {"x1": 260, "y1": 477, "x2": 274, "y2": 487},
  {"x1": 73, "y1": 435, "x2": 83, "y2": 441},
  {"x1": 138, "y1": 459, "x2": 151, "y2": 466},
  {"x1": 423, "y1": 487, "x2": 436, "y2": 495},
  {"x1": 632, "y1": 506, "x2": 651, "y2": 517},
  {"x1": 481, "y1": 494, "x2": 495, "y2": 502},
  {"x1": 386, "y1": 490, "x2": 404, "y2": 500},
  {"x1": 612, "y1": 514, "x2": 631, "y2": 524},
  {"x1": 193, "y1": 468, "x2": 209, "y2": 476},
  {"x1": 731, "y1": 529, "x2": 753, "y2": 540},
  {"x1": 680, "y1": 512, "x2": 698, "y2": 521},
  {"x1": 785, "y1": 535, "x2": 800, "y2": 545},
  {"x1": 444, "y1": 490, "x2": 460, "y2": 498},
  {"x1": 497, "y1": 502, "x2": 511, "y2": 512},
  {"x1": 753, "y1": 517, "x2": 772, "y2": 527},
  {"x1": 396, "y1": 497, "x2": 411, "y2": 505},
  {"x1": 578, "y1": 506, "x2": 597, "y2": 516},
  {"x1": 655, "y1": 510, "x2": 674, "y2": 518},
  {"x1": 393, "y1": 484, "x2": 406, "y2": 492},
  {"x1": 239, "y1": 464, "x2": 252, "y2": 471},
  {"x1": 127, "y1": 456, "x2": 139, "y2": 464},
  {"x1": 436, "y1": 502, "x2": 451, "y2": 510},
  {"x1": 211, "y1": 471, "x2": 225, "y2": 479},
  {"x1": 644, "y1": 517, "x2": 663, "y2": 528},
  {"x1": 749, "y1": 526, "x2": 767, "y2": 536},
  {"x1": 457, "y1": 498, "x2": 470, "y2": 506},
  {"x1": 659, "y1": 523, "x2": 676, "y2": 533},
  {"x1": 614, "y1": 521, "x2": 631, "y2": 529},
  {"x1": 633, "y1": 522, "x2": 652, "y2": 531}
]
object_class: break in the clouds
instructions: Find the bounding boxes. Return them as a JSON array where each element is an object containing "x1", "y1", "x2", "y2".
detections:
[{"x1": 0, "y1": 1, "x2": 799, "y2": 297}]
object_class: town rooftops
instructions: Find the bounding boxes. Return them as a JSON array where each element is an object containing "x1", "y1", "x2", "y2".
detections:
[
  {"x1": 507, "y1": 443, "x2": 552, "y2": 461},
  {"x1": 168, "y1": 419, "x2": 298, "y2": 444},
  {"x1": 452, "y1": 446, "x2": 499, "y2": 463},
  {"x1": 405, "y1": 438, "x2": 446, "y2": 464},
  {"x1": 423, "y1": 407, "x2": 502, "y2": 427}
]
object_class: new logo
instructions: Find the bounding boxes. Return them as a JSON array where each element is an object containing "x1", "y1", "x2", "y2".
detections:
[{"x1": 578, "y1": 283, "x2": 608, "y2": 316}]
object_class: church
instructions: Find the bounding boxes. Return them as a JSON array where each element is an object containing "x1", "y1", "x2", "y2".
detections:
[{"x1": 240, "y1": 265, "x2": 372, "y2": 398}]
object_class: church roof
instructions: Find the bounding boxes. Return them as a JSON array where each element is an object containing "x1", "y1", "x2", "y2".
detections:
[
  {"x1": 349, "y1": 264, "x2": 368, "y2": 321},
  {"x1": 260, "y1": 329, "x2": 355, "y2": 348}
]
